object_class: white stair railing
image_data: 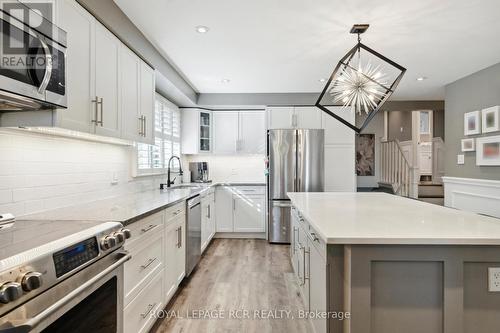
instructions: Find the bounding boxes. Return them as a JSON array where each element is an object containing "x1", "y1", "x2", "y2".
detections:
[{"x1": 380, "y1": 139, "x2": 416, "y2": 198}]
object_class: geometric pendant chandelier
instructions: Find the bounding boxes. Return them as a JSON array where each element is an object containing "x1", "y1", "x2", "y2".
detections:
[{"x1": 315, "y1": 24, "x2": 406, "y2": 133}]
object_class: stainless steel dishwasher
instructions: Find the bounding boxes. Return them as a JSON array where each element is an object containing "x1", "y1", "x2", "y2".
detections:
[{"x1": 186, "y1": 195, "x2": 201, "y2": 277}]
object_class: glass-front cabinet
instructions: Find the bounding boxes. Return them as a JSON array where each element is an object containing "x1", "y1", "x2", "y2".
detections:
[
  {"x1": 199, "y1": 112, "x2": 211, "y2": 152},
  {"x1": 181, "y1": 108, "x2": 212, "y2": 154}
]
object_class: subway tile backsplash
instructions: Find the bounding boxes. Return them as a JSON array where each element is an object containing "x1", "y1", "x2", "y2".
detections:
[{"x1": 0, "y1": 129, "x2": 163, "y2": 217}]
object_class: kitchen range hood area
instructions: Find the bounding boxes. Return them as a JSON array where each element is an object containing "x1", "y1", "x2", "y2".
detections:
[{"x1": 1, "y1": 1, "x2": 500, "y2": 333}]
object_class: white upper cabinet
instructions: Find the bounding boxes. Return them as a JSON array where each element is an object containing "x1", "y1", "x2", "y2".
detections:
[
  {"x1": 56, "y1": 0, "x2": 95, "y2": 133},
  {"x1": 295, "y1": 106, "x2": 322, "y2": 129},
  {"x1": 239, "y1": 111, "x2": 266, "y2": 154},
  {"x1": 120, "y1": 47, "x2": 141, "y2": 142},
  {"x1": 54, "y1": 0, "x2": 155, "y2": 142},
  {"x1": 187, "y1": 110, "x2": 266, "y2": 155},
  {"x1": 267, "y1": 106, "x2": 322, "y2": 129},
  {"x1": 94, "y1": 23, "x2": 121, "y2": 138},
  {"x1": 267, "y1": 107, "x2": 294, "y2": 129},
  {"x1": 181, "y1": 109, "x2": 212, "y2": 154},
  {"x1": 139, "y1": 62, "x2": 155, "y2": 143},
  {"x1": 213, "y1": 112, "x2": 239, "y2": 154}
]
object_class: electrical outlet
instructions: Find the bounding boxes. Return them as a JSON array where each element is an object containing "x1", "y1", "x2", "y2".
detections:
[
  {"x1": 457, "y1": 154, "x2": 465, "y2": 165},
  {"x1": 488, "y1": 267, "x2": 500, "y2": 292}
]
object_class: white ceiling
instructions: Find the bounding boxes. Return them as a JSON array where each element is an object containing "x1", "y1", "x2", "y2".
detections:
[{"x1": 114, "y1": 0, "x2": 500, "y2": 100}]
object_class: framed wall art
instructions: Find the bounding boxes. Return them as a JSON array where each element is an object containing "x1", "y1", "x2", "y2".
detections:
[
  {"x1": 356, "y1": 134, "x2": 375, "y2": 176},
  {"x1": 461, "y1": 138, "x2": 475, "y2": 152},
  {"x1": 476, "y1": 135, "x2": 500, "y2": 166},
  {"x1": 481, "y1": 106, "x2": 499, "y2": 133},
  {"x1": 464, "y1": 110, "x2": 480, "y2": 136}
]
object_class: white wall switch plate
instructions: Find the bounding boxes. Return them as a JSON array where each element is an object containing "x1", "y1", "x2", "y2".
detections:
[
  {"x1": 457, "y1": 154, "x2": 465, "y2": 165},
  {"x1": 488, "y1": 267, "x2": 500, "y2": 292}
]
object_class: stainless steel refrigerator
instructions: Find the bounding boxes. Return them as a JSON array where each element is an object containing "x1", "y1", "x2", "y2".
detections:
[{"x1": 267, "y1": 129, "x2": 324, "y2": 243}]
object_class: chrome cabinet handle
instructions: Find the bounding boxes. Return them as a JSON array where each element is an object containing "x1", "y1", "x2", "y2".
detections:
[
  {"x1": 297, "y1": 244, "x2": 303, "y2": 285},
  {"x1": 37, "y1": 35, "x2": 52, "y2": 94},
  {"x1": 138, "y1": 116, "x2": 143, "y2": 135},
  {"x1": 208, "y1": 205, "x2": 211, "y2": 219},
  {"x1": 98, "y1": 97, "x2": 103, "y2": 126},
  {"x1": 140, "y1": 303, "x2": 156, "y2": 319},
  {"x1": 178, "y1": 226, "x2": 182, "y2": 248},
  {"x1": 304, "y1": 247, "x2": 310, "y2": 282},
  {"x1": 142, "y1": 116, "x2": 147, "y2": 137},
  {"x1": 141, "y1": 224, "x2": 159, "y2": 234},
  {"x1": 301, "y1": 246, "x2": 309, "y2": 285},
  {"x1": 140, "y1": 257, "x2": 157, "y2": 270},
  {"x1": 92, "y1": 96, "x2": 99, "y2": 124},
  {"x1": 293, "y1": 227, "x2": 298, "y2": 254}
]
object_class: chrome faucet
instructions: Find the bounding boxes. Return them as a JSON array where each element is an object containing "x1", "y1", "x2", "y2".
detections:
[{"x1": 160, "y1": 156, "x2": 183, "y2": 189}]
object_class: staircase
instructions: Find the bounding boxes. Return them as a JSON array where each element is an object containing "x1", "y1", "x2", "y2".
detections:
[
  {"x1": 379, "y1": 139, "x2": 445, "y2": 205},
  {"x1": 379, "y1": 139, "x2": 416, "y2": 198}
]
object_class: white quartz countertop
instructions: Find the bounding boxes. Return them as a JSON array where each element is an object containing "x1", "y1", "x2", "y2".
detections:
[{"x1": 287, "y1": 192, "x2": 500, "y2": 245}]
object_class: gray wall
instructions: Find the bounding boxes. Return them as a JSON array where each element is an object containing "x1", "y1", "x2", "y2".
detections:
[
  {"x1": 388, "y1": 110, "x2": 413, "y2": 141},
  {"x1": 77, "y1": 0, "x2": 198, "y2": 106},
  {"x1": 445, "y1": 62, "x2": 500, "y2": 180}
]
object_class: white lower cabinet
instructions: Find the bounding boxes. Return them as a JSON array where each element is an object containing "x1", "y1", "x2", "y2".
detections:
[
  {"x1": 124, "y1": 231, "x2": 164, "y2": 305},
  {"x1": 201, "y1": 190, "x2": 216, "y2": 253},
  {"x1": 123, "y1": 203, "x2": 185, "y2": 333},
  {"x1": 164, "y1": 204, "x2": 186, "y2": 303},
  {"x1": 233, "y1": 195, "x2": 265, "y2": 232},
  {"x1": 215, "y1": 186, "x2": 265, "y2": 235},
  {"x1": 291, "y1": 206, "x2": 327, "y2": 333},
  {"x1": 124, "y1": 270, "x2": 164, "y2": 333}
]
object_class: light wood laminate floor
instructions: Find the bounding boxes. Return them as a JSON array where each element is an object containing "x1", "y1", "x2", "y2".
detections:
[{"x1": 152, "y1": 239, "x2": 313, "y2": 333}]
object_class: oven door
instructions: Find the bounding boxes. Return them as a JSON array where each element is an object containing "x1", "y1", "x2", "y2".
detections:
[{"x1": 0, "y1": 251, "x2": 130, "y2": 333}]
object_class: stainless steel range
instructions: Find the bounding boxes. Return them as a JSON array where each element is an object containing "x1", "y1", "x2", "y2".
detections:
[{"x1": 0, "y1": 218, "x2": 131, "y2": 332}]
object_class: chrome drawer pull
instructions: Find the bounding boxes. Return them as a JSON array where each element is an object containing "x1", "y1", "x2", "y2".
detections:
[
  {"x1": 140, "y1": 303, "x2": 157, "y2": 319},
  {"x1": 140, "y1": 257, "x2": 157, "y2": 270},
  {"x1": 141, "y1": 224, "x2": 159, "y2": 234}
]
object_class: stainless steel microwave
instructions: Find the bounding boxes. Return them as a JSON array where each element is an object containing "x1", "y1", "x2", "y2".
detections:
[{"x1": 0, "y1": 1, "x2": 67, "y2": 111}]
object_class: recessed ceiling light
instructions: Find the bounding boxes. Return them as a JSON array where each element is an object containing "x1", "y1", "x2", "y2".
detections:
[
  {"x1": 319, "y1": 78, "x2": 327, "y2": 83},
  {"x1": 195, "y1": 25, "x2": 209, "y2": 34},
  {"x1": 221, "y1": 79, "x2": 230, "y2": 84},
  {"x1": 416, "y1": 76, "x2": 427, "y2": 81}
]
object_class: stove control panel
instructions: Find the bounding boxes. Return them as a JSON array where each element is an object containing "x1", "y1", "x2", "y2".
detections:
[{"x1": 53, "y1": 237, "x2": 99, "y2": 278}]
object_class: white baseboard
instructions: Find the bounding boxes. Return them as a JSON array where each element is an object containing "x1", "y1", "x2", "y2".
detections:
[
  {"x1": 442, "y1": 177, "x2": 500, "y2": 218},
  {"x1": 214, "y1": 232, "x2": 267, "y2": 239}
]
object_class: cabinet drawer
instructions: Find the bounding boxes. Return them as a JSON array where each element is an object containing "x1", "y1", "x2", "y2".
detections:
[
  {"x1": 126, "y1": 211, "x2": 164, "y2": 246},
  {"x1": 308, "y1": 225, "x2": 326, "y2": 260},
  {"x1": 124, "y1": 270, "x2": 164, "y2": 333},
  {"x1": 232, "y1": 186, "x2": 265, "y2": 195},
  {"x1": 165, "y1": 202, "x2": 185, "y2": 223},
  {"x1": 124, "y1": 232, "x2": 164, "y2": 305}
]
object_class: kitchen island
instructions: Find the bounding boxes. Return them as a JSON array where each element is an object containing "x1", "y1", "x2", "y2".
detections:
[{"x1": 287, "y1": 192, "x2": 500, "y2": 333}]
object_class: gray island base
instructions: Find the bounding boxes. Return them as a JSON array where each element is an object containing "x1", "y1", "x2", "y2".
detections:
[{"x1": 288, "y1": 192, "x2": 500, "y2": 333}]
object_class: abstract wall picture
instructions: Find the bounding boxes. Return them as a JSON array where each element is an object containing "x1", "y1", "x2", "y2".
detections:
[
  {"x1": 356, "y1": 134, "x2": 375, "y2": 176},
  {"x1": 461, "y1": 138, "x2": 475, "y2": 152},
  {"x1": 481, "y1": 106, "x2": 499, "y2": 133},
  {"x1": 464, "y1": 110, "x2": 480, "y2": 136},
  {"x1": 476, "y1": 135, "x2": 500, "y2": 166}
]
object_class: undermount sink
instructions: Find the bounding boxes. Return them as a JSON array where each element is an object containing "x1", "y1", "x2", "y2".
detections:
[{"x1": 170, "y1": 184, "x2": 204, "y2": 189}]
